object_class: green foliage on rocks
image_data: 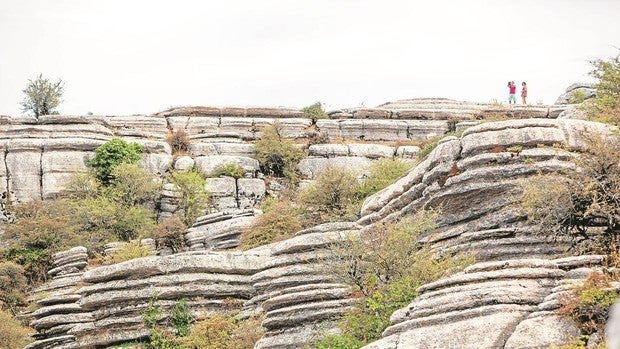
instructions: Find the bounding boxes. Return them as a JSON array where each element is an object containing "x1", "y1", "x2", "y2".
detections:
[
  {"x1": 298, "y1": 165, "x2": 359, "y2": 223},
  {"x1": 169, "y1": 169, "x2": 210, "y2": 226},
  {"x1": 240, "y1": 199, "x2": 302, "y2": 250},
  {"x1": 0, "y1": 309, "x2": 33, "y2": 349},
  {"x1": 253, "y1": 122, "x2": 305, "y2": 182},
  {"x1": 212, "y1": 163, "x2": 244, "y2": 179},
  {"x1": 314, "y1": 210, "x2": 473, "y2": 348},
  {"x1": 302, "y1": 102, "x2": 328, "y2": 122},
  {"x1": 154, "y1": 217, "x2": 188, "y2": 253},
  {"x1": 586, "y1": 53, "x2": 620, "y2": 126},
  {"x1": 20, "y1": 73, "x2": 64, "y2": 117},
  {"x1": 87, "y1": 139, "x2": 144, "y2": 184},
  {"x1": 104, "y1": 242, "x2": 151, "y2": 264},
  {"x1": 521, "y1": 134, "x2": 620, "y2": 254},
  {"x1": 0, "y1": 262, "x2": 27, "y2": 314},
  {"x1": 356, "y1": 158, "x2": 412, "y2": 198}
]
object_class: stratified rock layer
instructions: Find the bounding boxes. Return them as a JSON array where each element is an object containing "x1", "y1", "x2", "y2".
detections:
[{"x1": 22, "y1": 115, "x2": 617, "y2": 349}]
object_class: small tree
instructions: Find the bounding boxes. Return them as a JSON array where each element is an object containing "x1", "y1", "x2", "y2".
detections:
[
  {"x1": 169, "y1": 169, "x2": 210, "y2": 226},
  {"x1": 297, "y1": 165, "x2": 358, "y2": 223},
  {"x1": 302, "y1": 102, "x2": 328, "y2": 122},
  {"x1": 254, "y1": 122, "x2": 305, "y2": 182},
  {"x1": 586, "y1": 53, "x2": 620, "y2": 125},
  {"x1": 20, "y1": 74, "x2": 64, "y2": 117},
  {"x1": 86, "y1": 139, "x2": 144, "y2": 184}
]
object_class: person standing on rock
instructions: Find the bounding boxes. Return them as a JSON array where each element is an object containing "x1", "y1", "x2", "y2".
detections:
[
  {"x1": 508, "y1": 81, "x2": 516, "y2": 104},
  {"x1": 521, "y1": 82, "x2": 528, "y2": 104}
]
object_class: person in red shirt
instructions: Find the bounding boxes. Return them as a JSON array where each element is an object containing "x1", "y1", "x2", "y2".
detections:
[
  {"x1": 521, "y1": 82, "x2": 528, "y2": 104},
  {"x1": 508, "y1": 81, "x2": 516, "y2": 104}
]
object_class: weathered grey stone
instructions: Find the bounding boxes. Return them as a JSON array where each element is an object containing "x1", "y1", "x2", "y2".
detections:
[
  {"x1": 348, "y1": 144, "x2": 395, "y2": 159},
  {"x1": 608, "y1": 301, "x2": 620, "y2": 349},
  {"x1": 308, "y1": 144, "x2": 349, "y2": 158},
  {"x1": 395, "y1": 145, "x2": 420, "y2": 158},
  {"x1": 504, "y1": 315, "x2": 581, "y2": 348},
  {"x1": 297, "y1": 156, "x2": 372, "y2": 179},
  {"x1": 195, "y1": 155, "x2": 259, "y2": 176},
  {"x1": 237, "y1": 178, "x2": 266, "y2": 208},
  {"x1": 205, "y1": 177, "x2": 237, "y2": 197},
  {"x1": 174, "y1": 156, "x2": 195, "y2": 171}
]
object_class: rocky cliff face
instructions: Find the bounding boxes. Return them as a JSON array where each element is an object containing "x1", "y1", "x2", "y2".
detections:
[{"x1": 8, "y1": 100, "x2": 615, "y2": 349}]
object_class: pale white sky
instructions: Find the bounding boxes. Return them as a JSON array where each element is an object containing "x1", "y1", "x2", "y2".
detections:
[{"x1": 1, "y1": 0, "x2": 619, "y2": 116}]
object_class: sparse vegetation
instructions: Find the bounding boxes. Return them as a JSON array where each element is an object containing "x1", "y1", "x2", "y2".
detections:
[
  {"x1": 154, "y1": 217, "x2": 187, "y2": 253},
  {"x1": 169, "y1": 169, "x2": 210, "y2": 226},
  {"x1": 314, "y1": 210, "x2": 473, "y2": 347},
  {"x1": 240, "y1": 199, "x2": 302, "y2": 250},
  {"x1": 212, "y1": 163, "x2": 244, "y2": 179},
  {"x1": 165, "y1": 129, "x2": 191, "y2": 155},
  {"x1": 0, "y1": 262, "x2": 28, "y2": 314},
  {"x1": 521, "y1": 134, "x2": 620, "y2": 254},
  {"x1": 356, "y1": 158, "x2": 412, "y2": 198},
  {"x1": 0, "y1": 309, "x2": 33, "y2": 349},
  {"x1": 104, "y1": 242, "x2": 151, "y2": 264},
  {"x1": 558, "y1": 271, "x2": 619, "y2": 346},
  {"x1": 20, "y1": 73, "x2": 64, "y2": 117},
  {"x1": 253, "y1": 122, "x2": 305, "y2": 182},
  {"x1": 585, "y1": 53, "x2": 620, "y2": 126},
  {"x1": 569, "y1": 90, "x2": 587, "y2": 104},
  {"x1": 297, "y1": 165, "x2": 359, "y2": 223}
]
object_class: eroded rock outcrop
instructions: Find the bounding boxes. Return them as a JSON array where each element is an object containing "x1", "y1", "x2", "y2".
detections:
[{"x1": 22, "y1": 111, "x2": 614, "y2": 349}]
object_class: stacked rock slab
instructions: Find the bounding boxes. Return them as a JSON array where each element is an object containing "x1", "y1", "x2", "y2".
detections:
[
  {"x1": 356, "y1": 119, "x2": 618, "y2": 348},
  {"x1": 26, "y1": 247, "x2": 89, "y2": 349},
  {"x1": 363, "y1": 256, "x2": 605, "y2": 349},
  {"x1": 27, "y1": 251, "x2": 270, "y2": 348},
  {"x1": 185, "y1": 209, "x2": 260, "y2": 250},
  {"x1": 251, "y1": 222, "x2": 360, "y2": 349}
]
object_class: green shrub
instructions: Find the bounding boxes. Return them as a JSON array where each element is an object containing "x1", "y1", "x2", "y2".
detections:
[
  {"x1": 586, "y1": 53, "x2": 620, "y2": 126},
  {"x1": 559, "y1": 271, "x2": 619, "y2": 337},
  {"x1": 104, "y1": 242, "x2": 151, "y2": 264},
  {"x1": 302, "y1": 102, "x2": 328, "y2": 122},
  {"x1": 142, "y1": 294, "x2": 162, "y2": 329},
  {"x1": 154, "y1": 217, "x2": 187, "y2": 253},
  {"x1": 0, "y1": 262, "x2": 27, "y2": 313},
  {"x1": 356, "y1": 158, "x2": 412, "y2": 198},
  {"x1": 212, "y1": 163, "x2": 244, "y2": 179},
  {"x1": 315, "y1": 210, "x2": 473, "y2": 347},
  {"x1": 0, "y1": 310, "x2": 33, "y2": 349},
  {"x1": 171, "y1": 299, "x2": 192, "y2": 337},
  {"x1": 521, "y1": 134, "x2": 620, "y2": 254},
  {"x1": 165, "y1": 129, "x2": 191, "y2": 155},
  {"x1": 241, "y1": 200, "x2": 302, "y2": 250},
  {"x1": 177, "y1": 314, "x2": 263, "y2": 349},
  {"x1": 63, "y1": 172, "x2": 99, "y2": 199},
  {"x1": 569, "y1": 90, "x2": 587, "y2": 104},
  {"x1": 298, "y1": 165, "x2": 358, "y2": 223},
  {"x1": 106, "y1": 163, "x2": 161, "y2": 206},
  {"x1": 506, "y1": 145, "x2": 523, "y2": 153},
  {"x1": 87, "y1": 139, "x2": 144, "y2": 184},
  {"x1": 254, "y1": 122, "x2": 305, "y2": 182},
  {"x1": 169, "y1": 169, "x2": 210, "y2": 226}
]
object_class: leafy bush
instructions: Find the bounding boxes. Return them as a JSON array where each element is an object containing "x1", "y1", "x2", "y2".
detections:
[
  {"x1": 169, "y1": 169, "x2": 210, "y2": 226},
  {"x1": 87, "y1": 139, "x2": 144, "y2": 184},
  {"x1": 559, "y1": 271, "x2": 619, "y2": 337},
  {"x1": 2, "y1": 201, "x2": 75, "y2": 283},
  {"x1": 254, "y1": 122, "x2": 305, "y2": 182},
  {"x1": 240, "y1": 200, "x2": 302, "y2": 250},
  {"x1": 521, "y1": 134, "x2": 620, "y2": 254},
  {"x1": 104, "y1": 242, "x2": 151, "y2": 264},
  {"x1": 0, "y1": 309, "x2": 33, "y2": 349},
  {"x1": 106, "y1": 163, "x2": 161, "y2": 206},
  {"x1": 165, "y1": 129, "x2": 191, "y2": 155},
  {"x1": 20, "y1": 73, "x2": 64, "y2": 117},
  {"x1": 315, "y1": 210, "x2": 473, "y2": 347},
  {"x1": 142, "y1": 295, "x2": 162, "y2": 329},
  {"x1": 0, "y1": 262, "x2": 27, "y2": 313},
  {"x1": 212, "y1": 163, "x2": 244, "y2": 179},
  {"x1": 586, "y1": 53, "x2": 620, "y2": 126},
  {"x1": 356, "y1": 158, "x2": 412, "y2": 198},
  {"x1": 154, "y1": 217, "x2": 187, "y2": 253},
  {"x1": 177, "y1": 314, "x2": 263, "y2": 349},
  {"x1": 171, "y1": 299, "x2": 192, "y2": 337},
  {"x1": 63, "y1": 172, "x2": 100, "y2": 199},
  {"x1": 302, "y1": 102, "x2": 328, "y2": 122},
  {"x1": 569, "y1": 90, "x2": 587, "y2": 104},
  {"x1": 298, "y1": 165, "x2": 358, "y2": 223}
]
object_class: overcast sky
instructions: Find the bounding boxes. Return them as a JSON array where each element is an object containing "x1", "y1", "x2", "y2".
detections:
[{"x1": 1, "y1": 0, "x2": 619, "y2": 116}]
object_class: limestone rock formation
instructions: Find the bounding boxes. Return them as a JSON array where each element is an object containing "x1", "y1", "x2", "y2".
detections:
[{"x1": 555, "y1": 82, "x2": 596, "y2": 105}]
